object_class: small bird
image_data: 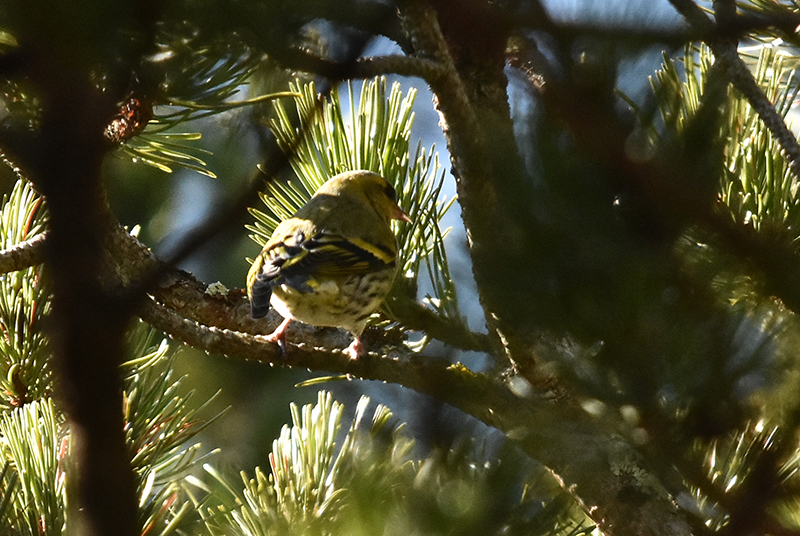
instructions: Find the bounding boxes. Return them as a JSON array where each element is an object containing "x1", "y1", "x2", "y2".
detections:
[{"x1": 247, "y1": 170, "x2": 411, "y2": 359}]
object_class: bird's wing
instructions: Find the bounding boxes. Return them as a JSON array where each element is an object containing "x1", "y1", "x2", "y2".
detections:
[
  {"x1": 249, "y1": 226, "x2": 396, "y2": 318},
  {"x1": 296, "y1": 231, "x2": 396, "y2": 274},
  {"x1": 265, "y1": 229, "x2": 395, "y2": 285}
]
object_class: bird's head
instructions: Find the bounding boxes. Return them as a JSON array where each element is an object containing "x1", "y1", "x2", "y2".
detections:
[{"x1": 318, "y1": 170, "x2": 412, "y2": 224}]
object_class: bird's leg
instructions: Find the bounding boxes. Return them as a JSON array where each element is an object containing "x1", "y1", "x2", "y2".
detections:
[
  {"x1": 265, "y1": 317, "x2": 291, "y2": 355},
  {"x1": 343, "y1": 336, "x2": 365, "y2": 360}
]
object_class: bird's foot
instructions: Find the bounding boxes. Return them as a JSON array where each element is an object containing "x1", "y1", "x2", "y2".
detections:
[
  {"x1": 343, "y1": 337, "x2": 365, "y2": 360},
  {"x1": 265, "y1": 317, "x2": 291, "y2": 357}
]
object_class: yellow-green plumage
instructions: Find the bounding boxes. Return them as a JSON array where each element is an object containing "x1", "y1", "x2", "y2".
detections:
[{"x1": 247, "y1": 170, "x2": 410, "y2": 358}]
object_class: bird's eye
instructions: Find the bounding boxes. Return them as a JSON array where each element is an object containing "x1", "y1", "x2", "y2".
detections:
[{"x1": 384, "y1": 183, "x2": 397, "y2": 203}]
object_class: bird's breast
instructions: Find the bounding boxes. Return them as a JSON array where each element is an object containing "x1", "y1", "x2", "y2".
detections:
[{"x1": 270, "y1": 267, "x2": 396, "y2": 335}]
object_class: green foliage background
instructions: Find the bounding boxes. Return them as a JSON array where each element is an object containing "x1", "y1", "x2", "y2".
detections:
[{"x1": 4, "y1": 1, "x2": 800, "y2": 535}]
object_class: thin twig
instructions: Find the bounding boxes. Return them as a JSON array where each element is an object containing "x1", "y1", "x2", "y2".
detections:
[
  {"x1": 0, "y1": 233, "x2": 47, "y2": 275},
  {"x1": 275, "y1": 49, "x2": 448, "y2": 85},
  {"x1": 668, "y1": 0, "x2": 800, "y2": 179}
]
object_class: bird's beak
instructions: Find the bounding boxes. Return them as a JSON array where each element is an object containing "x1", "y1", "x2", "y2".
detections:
[{"x1": 392, "y1": 204, "x2": 412, "y2": 223}]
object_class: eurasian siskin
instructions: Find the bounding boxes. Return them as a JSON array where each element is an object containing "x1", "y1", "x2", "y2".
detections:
[{"x1": 247, "y1": 170, "x2": 411, "y2": 358}]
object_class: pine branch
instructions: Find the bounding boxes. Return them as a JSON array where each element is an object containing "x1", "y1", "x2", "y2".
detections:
[
  {"x1": 0, "y1": 399, "x2": 65, "y2": 536},
  {"x1": 0, "y1": 233, "x2": 46, "y2": 275},
  {"x1": 667, "y1": 0, "x2": 800, "y2": 179},
  {"x1": 627, "y1": 11, "x2": 800, "y2": 317},
  {"x1": 511, "y1": 31, "x2": 800, "y2": 327},
  {"x1": 672, "y1": 422, "x2": 800, "y2": 536},
  {"x1": 203, "y1": 391, "x2": 591, "y2": 535},
  {"x1": 138, "y1": 296, "x2": 695, "y2": 536},
  {"x1": 85, "y1": 198, "x2": 489, "y2": 353},
  {"x1": 0, "y1": 182, "x2": 52, "y2": 408}
]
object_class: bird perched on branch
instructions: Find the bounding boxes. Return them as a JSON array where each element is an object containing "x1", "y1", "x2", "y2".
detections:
[{"x1": 247, "y1": 170, "x2": 411, "y2": 359}]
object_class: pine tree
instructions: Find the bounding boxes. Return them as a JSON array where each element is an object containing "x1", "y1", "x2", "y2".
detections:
[{"x1": 2, "y1": 1, "x2": 800, "y2": 536}]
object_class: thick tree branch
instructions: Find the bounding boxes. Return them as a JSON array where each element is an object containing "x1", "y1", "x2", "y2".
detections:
[
  {"x1": 399, "y1": 0, "x2": 542, "y2": 371},
  {"x1": 23, "y1": 50, "x2": 139, "y2": 536},
  {"x1": 395, "y1": 2, "x2": 702, "y2": 534},
  {"x1": 4, "y1": 2, "x2": 166, "y2": 533}
]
